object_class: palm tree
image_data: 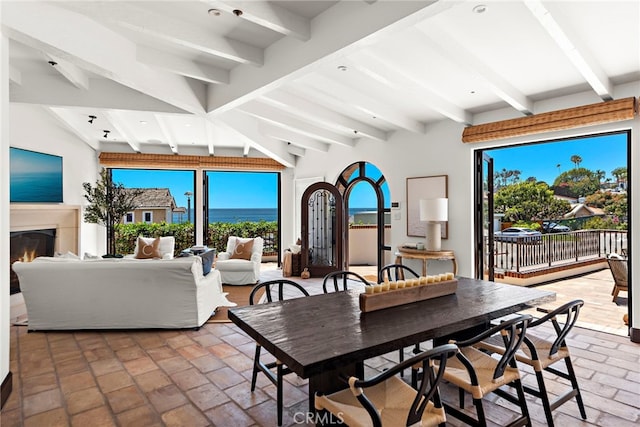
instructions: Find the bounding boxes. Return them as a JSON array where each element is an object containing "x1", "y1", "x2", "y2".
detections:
[
  {"x1": 611, "y1": 167, "x2": 627, "y2": 186},
  {"x1": 556, "y1": 163, "x2": 561, "y2": 174},
  {"x1": 570, "y1": 155, "x2": 582, "y2": 168},
  {"x1": 595, "y1": 169, "x2": 606, "y2": 186}
]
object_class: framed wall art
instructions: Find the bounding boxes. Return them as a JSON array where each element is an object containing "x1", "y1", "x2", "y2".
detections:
[
  {"x1": 406, "y1": 175, "x2": 448, "y2": 238},
  {"x1": 10, "y1": 147, "x2": 63, "y2": 203}
]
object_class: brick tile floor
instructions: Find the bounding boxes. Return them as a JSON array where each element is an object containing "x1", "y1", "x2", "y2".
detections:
[{"x1": 3, "y1": 268, "x2": 638, "y2": 426}]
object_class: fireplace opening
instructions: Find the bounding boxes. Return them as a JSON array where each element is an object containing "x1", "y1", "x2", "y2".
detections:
[{"x1": 10, "y1": 228, "x2": 56, "y2": 294}]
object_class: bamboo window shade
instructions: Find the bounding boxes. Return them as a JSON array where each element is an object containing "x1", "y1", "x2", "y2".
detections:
[
  {"x1": 99, "y1": 152, "x2": 286, "y2": 171},
  {"x1": 462, "y1": 97, "x2": 637, "y2": 143}
]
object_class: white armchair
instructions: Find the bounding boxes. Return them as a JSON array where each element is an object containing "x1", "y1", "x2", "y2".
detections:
[{"x1": 216, "y1": 236, "x2": 263, "y2": 285}]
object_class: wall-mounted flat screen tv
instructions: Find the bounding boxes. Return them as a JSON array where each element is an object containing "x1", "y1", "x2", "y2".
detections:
[{"x1": 10, "y1": 147, "x2": 63, "y2": 203}]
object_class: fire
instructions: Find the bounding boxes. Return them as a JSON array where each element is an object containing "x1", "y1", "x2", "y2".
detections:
[{"x1": 20, "y1": 249, "x2": 38, "y2": 263}]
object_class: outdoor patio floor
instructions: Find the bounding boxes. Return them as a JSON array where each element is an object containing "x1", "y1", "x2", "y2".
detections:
[{"x1": 4, "y1": 266, "x2": 637, "y2": 426}]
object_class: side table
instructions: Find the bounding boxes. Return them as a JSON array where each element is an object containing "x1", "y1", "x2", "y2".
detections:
[{"x1": 394, "y1": 248, "x2": 457, "y2": 276}]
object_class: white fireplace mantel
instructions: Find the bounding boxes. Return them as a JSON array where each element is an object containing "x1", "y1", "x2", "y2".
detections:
[{"x1": 10, "y1": 204, "x2": 80, "y2": 254}]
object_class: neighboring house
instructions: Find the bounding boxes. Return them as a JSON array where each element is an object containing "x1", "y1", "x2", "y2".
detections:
[
  {"x1": 563, "y1": 203, "x2": 606, "y2": 219},
  {"x1": 122, "y1": 188, "x2": 177, "y2": 224}
]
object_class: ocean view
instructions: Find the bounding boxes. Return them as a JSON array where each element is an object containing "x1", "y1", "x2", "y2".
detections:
[{"x1": 172, "y1": 207, "x2": 378, "y2": 223}]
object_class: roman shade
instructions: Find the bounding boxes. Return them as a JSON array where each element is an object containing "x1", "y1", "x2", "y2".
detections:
[
  {"x1": 462, "y1": 97, "x2": 637, "y2": 143},
  {"x1": 99, "y1": 152, "x2": 286, "y2": 171}
]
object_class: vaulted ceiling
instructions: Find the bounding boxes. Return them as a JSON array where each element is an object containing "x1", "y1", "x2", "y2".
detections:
[{"x1": 4, "y1": 1, "x2": 639, "y2": 167}]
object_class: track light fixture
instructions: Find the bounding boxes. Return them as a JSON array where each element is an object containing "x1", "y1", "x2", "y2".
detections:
[
  {"x1": 103, "y1": 130, "x2": 110, "y2": 138},
  {"x1": 88, "y1": 115, "x2": 96, "y2": 124},
  {"x1": 48, "y1": 61, "x2": 57, "y2": 66}
]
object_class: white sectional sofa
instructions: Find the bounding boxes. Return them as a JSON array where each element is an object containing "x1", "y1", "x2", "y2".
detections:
[{"x1": 12, "y1": 256, "x2": 233, "y2": 331}]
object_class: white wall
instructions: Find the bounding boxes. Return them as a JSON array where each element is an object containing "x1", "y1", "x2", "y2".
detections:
[
  {"x1": 292, "y1": 121, "x2": 473, "y2": 275},
  {"x1": 9, "y1": 104, "x2": 102, "y2": 256}
]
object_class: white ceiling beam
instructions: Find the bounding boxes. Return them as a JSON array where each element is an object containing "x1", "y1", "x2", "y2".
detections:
[
  {"x1": 44, "y1": 53, "x2": 89, "y2": 90},
  {"x1": 104, "y1": 111, "x2": 141, "y2": 153},
  {"x1": 205, "y1": 1, "x2": 310, "y2": 41},
  {"x1": 351, "y1": 51, "x2": 473, "y2": 124},
  {"x1": 207, "y1": 0, "x2": 451, "y2": 114},
  {"x1": 9, "y1": 64, "x2": 22, "y2": 85},
  {"x1": 415, "y1": 25, "x2": 534, "y2": 115},
  {"x1": 242, "y1": 144, "x2": 251, "y2": 157},
  {"x1": 238, "y1": 101, "x2": 356, "y2": 148},
  {"x1": 137, "y1": 46, "x2": 230, "y2": 85},
  {"x1": 300, "y1": 74, "x2": 426, "y2": 134},
  {"x1": 10, "y1": 73, "x2": 187, "y2": 113},
  {"x1": 258, "y1": 122, "x2": 329, "y2": 153},
  {"x1": 46, "y1": 107, "x2": 99, "y2": 150},
  {"x1": 218, "y1": 110, "x2": 295, "y2": 168},
  {"x1": 3, "y1": 1, "x2": 206, "y2": 116},
  {"x1": 57, "y1": 1, "x2": 262, "y2": 66},
  {"x1": 262, "y1": 90, "x2": 388, "y2": 141},
  {"x1": 156, "y1": 116, "x2": 180, "y2": 154},
  {"x1": 524, "y1": 0, "x2": 612, "y2": 101},
  {"x1": 286, "y1": 144, "x2": 306, "y2": 157}
]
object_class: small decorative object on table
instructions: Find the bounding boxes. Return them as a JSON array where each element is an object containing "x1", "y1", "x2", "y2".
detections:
[
  {"x1": 300, "y1": 268, "x2": 310, "y2": 279},
  {"x1": 360, "y1": 273, "x2": 457, "y2": 312}
]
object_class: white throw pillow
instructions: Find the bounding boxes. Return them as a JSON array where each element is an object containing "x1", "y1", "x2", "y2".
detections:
[{"x1": 133, "y1": 236, "x2": 175, "y2": 259}]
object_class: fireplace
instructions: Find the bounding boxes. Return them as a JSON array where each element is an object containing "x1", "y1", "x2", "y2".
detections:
[{"x1": 10, "y1": 228, "x2": 56, "y2": 294}]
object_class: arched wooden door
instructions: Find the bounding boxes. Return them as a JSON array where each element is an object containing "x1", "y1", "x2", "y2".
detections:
[{"x1": 301, "y1": 182, "x2": 345, "y2": 277}]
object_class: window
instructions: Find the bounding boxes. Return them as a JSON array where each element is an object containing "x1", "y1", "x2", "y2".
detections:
[
  {"x1": 124, "y1": 212, "x2": 134, "y2": 224},
  {"x1": 143, "y1": 211, "x2": 153, "y2": 223}
]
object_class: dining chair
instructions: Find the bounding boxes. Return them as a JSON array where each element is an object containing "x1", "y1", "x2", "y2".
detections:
[
  {"x1": 378, "y1": 263, "x2": 423, "y2": 371},
  {"x1": 322, "y1": 270, "x2": 372, "y2": 293},
  {"x1": 315, "y1": 343, "x2": 459, "y2": 427},
  {"x1": 249, "y1": 279, "x2": 310, "y2": 426},
  {"x1": 607, "y1": 254, "x2": 628, "y2": 302},
  {"x1": 478, "y1": 300, "x2": 587, "y2": 427},
  {"x1": 378, "y1": 263, "x2": 420, "y2": 283},
  {"x1": 431, "y1": 315, "x2": 533, "y2": 427}
]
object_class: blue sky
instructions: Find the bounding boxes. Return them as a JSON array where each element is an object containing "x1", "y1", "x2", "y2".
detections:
[{"x1": 485, "y1": 132, "x2": 627, "y2": 185}]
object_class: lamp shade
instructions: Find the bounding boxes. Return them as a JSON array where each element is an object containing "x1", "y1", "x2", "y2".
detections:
[{"x1": 419, "y1": 198, "x2": 448, "y2": 222}]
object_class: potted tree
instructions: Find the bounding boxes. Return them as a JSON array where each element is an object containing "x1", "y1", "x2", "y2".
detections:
[{"x1": 82, "y1": 169, "x2": 142, "y2": 256}]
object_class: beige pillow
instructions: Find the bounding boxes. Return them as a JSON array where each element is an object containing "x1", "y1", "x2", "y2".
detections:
[
  {"x1": 230, "y1": 239, "x2": 254, "y2": 260},
  {"x1": 134, "y1": 236, "x2": 162, "y2": 259}
]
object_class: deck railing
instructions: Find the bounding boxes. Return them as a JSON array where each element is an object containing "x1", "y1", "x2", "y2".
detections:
[{"x1": 490, "y1": 229, "x2": 627, "y2": 273}]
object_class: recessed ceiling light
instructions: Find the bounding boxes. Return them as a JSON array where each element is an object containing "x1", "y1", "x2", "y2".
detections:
[
  {"x1": 470, "y1": 90, "x2": 476, "y2": 94},
  {"x1": 337, "y1": 65, "x2": 348, "y2": 71},
  {"x1": 208, "y1": 8, "x2": 221, "y2": 16},
  {"x1": 139, "y1": 120, "x2": 148, "y2": 125},
  {"x1": 472, "y1": 4, "x2": 487, "y2": 14},
  {"x1": 185, "y1": 123, "x2": 191, "y2": 127}
]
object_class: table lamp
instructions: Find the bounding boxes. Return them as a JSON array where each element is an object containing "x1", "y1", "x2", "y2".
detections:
[{"x1": 419, "y1": 198, "x2": 448, "y2": 251}]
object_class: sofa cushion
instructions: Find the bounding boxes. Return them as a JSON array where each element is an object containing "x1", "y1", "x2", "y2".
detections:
[
  {"x1": 135, "y1": 236, "x2": 162, "y2": 259},
  {"x1": 230, "y1": 238, "x2": 254, "y2": 260}
]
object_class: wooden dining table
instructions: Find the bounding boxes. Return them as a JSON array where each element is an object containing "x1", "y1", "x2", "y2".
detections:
[{"x1": 228, "y1": 276, "x2": 555, "y2": 412}]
